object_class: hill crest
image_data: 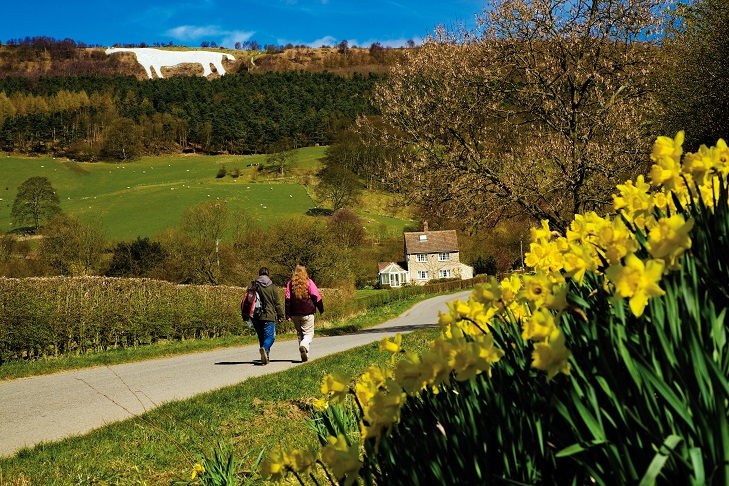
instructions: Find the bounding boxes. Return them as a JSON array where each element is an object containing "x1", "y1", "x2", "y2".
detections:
[{"x1": 0, "y1": 40, "x2": 403, "y2": 79}]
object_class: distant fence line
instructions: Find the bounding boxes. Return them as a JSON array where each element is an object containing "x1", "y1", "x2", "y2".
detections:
[{"x1": 0, "y1": 275, "x2": 488, "y2": 364}]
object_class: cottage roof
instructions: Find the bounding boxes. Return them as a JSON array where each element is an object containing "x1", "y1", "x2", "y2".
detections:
[
  {"x1": 378, "y1": 261, "x2": 407, "y2": 272},
  {"x1": 404, "y1": 230, "x2": 459, "y2": 254}
]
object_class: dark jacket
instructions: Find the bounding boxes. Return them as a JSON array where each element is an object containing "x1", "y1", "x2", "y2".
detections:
[
  {"x1": 285, "y1": 279, "x2": 324, "y2": 317},
  {"x1": 254, "y1": 275, "x2": 285, "y2": 323}
]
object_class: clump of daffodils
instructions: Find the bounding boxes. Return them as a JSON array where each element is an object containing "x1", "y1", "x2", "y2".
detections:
[{"x1": 262, "y1": 132, "x2": 724, "y2": 483}]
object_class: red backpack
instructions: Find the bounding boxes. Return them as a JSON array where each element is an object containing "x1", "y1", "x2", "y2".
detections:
[{"x1": 241, "y1": 281, "x2": 262, "y2": 321}]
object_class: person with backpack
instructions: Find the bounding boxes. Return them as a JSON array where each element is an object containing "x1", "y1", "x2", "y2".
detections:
[
  {"x1": 285, "y1": 264, "x2": 324, "y2": 362},
  {"x1": 250, "y1": 267, "x2": 284, "y2": 365}
]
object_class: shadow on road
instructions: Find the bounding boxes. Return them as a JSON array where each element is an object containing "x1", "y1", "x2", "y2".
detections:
[
  {"x1": 214, "y1": 360, "x2": 299, "y2": 366},
  {"x1": 353, "y1": 323, "x2": 439, "y2": 334}
]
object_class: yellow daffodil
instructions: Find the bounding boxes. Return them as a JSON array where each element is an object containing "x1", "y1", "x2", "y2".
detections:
[
  {"x1": 291, "y1": 446, "x2": 319, "y2": 476},
  {"x1": 379, "y1": 334, "x2": 403, "y2": 362},
  {"x1": 518, "y1": 271, "x2": 554, "y2": 308},
  {"x1": 613, "y1": 175, "x2": 654, "y2": 223},
  {"x1": 472, "y1": 277, "x2": 502, "y2": 304},
  {"x1": 651, "y1": 131, "x2": 684, "y2": 165},
  {"x1": 605, "y1": 253, "x2": 666, "y2": 317},
  {"x1": 362, "y1": 381, "x2": 407, "y2": 440},
  {"x1": 321, "y1": 371, "x2": 351, "y2": 404},
  {"x1": 522, "y1": 307, "x2": 558, "y2": 342},
  {"x1": 320, "y1": 434, "x2": 362, "y2": 486},
  {"x1": 500, "y1": 274, "x2": 523, "y2": 305},
  {"x1": 530, "y1": 219, "x2": 555, "y2": 241},
  {"x1": 648, "y1": 214, "x2": 694, "y2": 269},
  {"x1": 191, "y1": 462, "x2": 205, "y2": 479},
  {"x1": 312, "y1": 398, "x2": 328, "y2": 412},
  {"x1": 532, "y1": 328, "x2": 571, "y2": 381},
  {"x1": 650, "y1": 132, "x2": 685, "y2": 190},
  {"x1": 394, "y1": 351, "x2": 424, "y2": 394},
  {"x1": 561, "y1": 241, "x2": 598, "y2": 284},
  {"x1": 437, "y1": 308, "x2": 457, "y2": 327},
  {"x1": 596, "y1": 216, "x2": 638, "y2": 265},
  {"x1": 261, "y1": 448, "x2": 292, "y2": 482}
]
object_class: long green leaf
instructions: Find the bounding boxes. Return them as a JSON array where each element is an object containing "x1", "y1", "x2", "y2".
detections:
[{"x1": 638, "y1": 434, "x2": 683, "y2": 486}]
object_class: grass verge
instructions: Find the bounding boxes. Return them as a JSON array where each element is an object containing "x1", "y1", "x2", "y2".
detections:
[{"x1": 0, "y1": 296, "x2": 442, "y2": 484}]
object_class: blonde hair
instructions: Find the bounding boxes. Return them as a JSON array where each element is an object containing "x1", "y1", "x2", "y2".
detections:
[{"x1": 291, "y1": 264, "x2": 310, "y2": 300}]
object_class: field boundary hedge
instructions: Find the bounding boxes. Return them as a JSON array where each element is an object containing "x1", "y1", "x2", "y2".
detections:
[{"x1": 0, "y1": 275, "x2": 487, "y2": 364}]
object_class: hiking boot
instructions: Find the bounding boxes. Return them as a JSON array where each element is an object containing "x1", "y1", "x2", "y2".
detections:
[
  {"x1": 299, "y1": 345, "x2": 308, "y2": 362},
  {"x1": 260, "y1": 347, "x2": 269, "y2": 365}
]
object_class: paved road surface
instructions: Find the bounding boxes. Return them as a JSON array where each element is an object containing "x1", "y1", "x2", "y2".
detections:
[{"x1": 0, "y1": 291, "x2": 470, "y2": 458}]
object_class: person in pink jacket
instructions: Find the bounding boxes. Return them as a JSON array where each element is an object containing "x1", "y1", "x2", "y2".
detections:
[{"x1": 285, "y1": 264, "x2": 324, "y2": 362}]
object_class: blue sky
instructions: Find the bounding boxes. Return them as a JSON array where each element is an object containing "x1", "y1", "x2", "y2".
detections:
[{"x1": 4, "y1": 1, "x2": 483, "y2": 49}]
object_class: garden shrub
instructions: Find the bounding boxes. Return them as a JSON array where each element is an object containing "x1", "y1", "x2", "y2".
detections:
[{"x1": 258, "y1": 132, "x2": 729, "y2": 484}]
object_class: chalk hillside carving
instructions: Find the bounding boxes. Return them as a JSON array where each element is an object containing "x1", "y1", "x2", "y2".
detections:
[{"x1": 105, "y1": 47, "x2": 236, "y2": 79}]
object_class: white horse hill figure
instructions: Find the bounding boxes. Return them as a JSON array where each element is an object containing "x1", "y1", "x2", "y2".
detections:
[{"x1": 105, "y1": 47, "x2": 236, "y2": 79}]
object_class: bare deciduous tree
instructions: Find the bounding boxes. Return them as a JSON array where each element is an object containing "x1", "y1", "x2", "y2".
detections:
[{"x1": 364, "y1": 0, "x2": 668, "y2": 232}]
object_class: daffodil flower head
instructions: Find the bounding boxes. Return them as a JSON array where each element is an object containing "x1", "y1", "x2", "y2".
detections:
[
  {"x1": 379, "y1": 333, "x2": 403, "y2": 361},
  {"x1": 561, "y1": 241, "x2": 598, "y2": 284},
  {"x1": 500, "y1": 274, "x2": 522, "y2": 304},
  {"x1": 683, "y1": 144, "x2": 715, "y2": 184},
  {"x1": 191, "y1": 462, "x2": 205, "y2": 479},
  {"x1": 393, "y1": 351, "x2": 424, "y2": 393},
  {"x1": 261, "y1": 448, "x2": 293, "y2": 482},
  {"x1": 420, "y1": 346, "x2": 454, "y2": 390},
  {"x1": 320, "y1": 434, "x2": 362, "y2": 486},
  {"x1": 714, "y1": 138, "x2": 729, "y2": 175},
  {"x1": 321, "y1": 370, "x2": 351, "y2": 404},
  {"x1": 605, "y1": 253, "x2": 666, "y2": 317},
  {"x1": 437, "y1": 308, "x2": 457, "y2": 327},
  {"x1": 518, "y1": 270, "x2": 554, "y2": 308},
  {"x1": 312, "y1": 398, "x2": 329, "y2": 412},
  {"x1": 530, "y1": 219, "x2": 553, "y2": 242},
  {"x1": 532, "y1": 327, "x2": 571, "y2": 381},
  {"x1": 522, "y1": 307, "x2": 558, "y2": 341},
  {"x1": 291, "y1": 446, "x2": 319, "y2": 476},
  {"x1": 651, "y1": 131, "x2": 684, "y2": 165},
  {"x1": 567, "y1": 211, "x2": 607, "y2": 243},
  {"x1": 648, "y1": 214, "x2": 694, "y2": 269},
  {"x1": 597, "y1": 216, "x2": 638, "y2": 265},
  {"x1": 613, "y1": 175, "x2": 654, "y2": 223},
  {"x1": 473, "y1": 277, "x2": 502, "y2": 304}
]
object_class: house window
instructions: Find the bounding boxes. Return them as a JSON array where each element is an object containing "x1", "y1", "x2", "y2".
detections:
[
  {"x1": 438, "y1": 252, "x2": 450, "y2": 261},
  {"x1": 416, "y1": 253, "x2": 428, "y2": 263},
  {"x1": 439, "y1": 269, "x2": 451, "y2": 278},
  {"x1": 417, "y1": 270, "x2": 429, "y2": 280}
]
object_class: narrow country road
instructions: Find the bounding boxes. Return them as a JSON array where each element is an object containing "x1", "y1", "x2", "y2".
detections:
[{"x1": 0, "y1": 291, "x2": 470, "y2": 458}]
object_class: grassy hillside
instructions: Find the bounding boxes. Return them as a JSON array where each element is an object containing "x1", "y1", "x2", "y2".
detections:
[
  {"x1": 0, "y1": 42, "x2": 404, "y2": 79},
  {"x1": 0, "y1": 147, "x2": 413, "y2": 241}
]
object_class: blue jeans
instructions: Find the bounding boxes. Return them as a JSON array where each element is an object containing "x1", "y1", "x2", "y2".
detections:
[{"x1": 253, "y1": 320, "x2": 276, "y2": 354}]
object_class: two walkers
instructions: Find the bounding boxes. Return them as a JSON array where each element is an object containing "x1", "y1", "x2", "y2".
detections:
[{"x1": 250, "y1": 265, "x2": 324, "y2": 365}]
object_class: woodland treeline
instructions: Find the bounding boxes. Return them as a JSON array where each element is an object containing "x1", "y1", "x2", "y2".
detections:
[{"x1": 0, "y1": 70, "x2": 380, "y2": 158}]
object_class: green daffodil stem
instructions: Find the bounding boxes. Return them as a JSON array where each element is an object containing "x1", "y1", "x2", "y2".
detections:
[
  {"x1": 291, "y1": 469, "x2": 307, "y2": 486},
  {"x1": 350, "y1": 388, "x2": 366, "y2": 417},
  {"x1": 461, "y1": 316, "x2": 491, "y2": 335},
  {"x1": 316, "y1": 459, "x2": 336, "y2": 485}
]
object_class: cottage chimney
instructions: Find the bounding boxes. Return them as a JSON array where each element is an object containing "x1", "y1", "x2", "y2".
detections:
[{"x1": 423, "y1": 220, "x2": 429, "y2": 232}]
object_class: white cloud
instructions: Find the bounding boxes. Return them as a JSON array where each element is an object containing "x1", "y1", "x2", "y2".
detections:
[
  {"x1": 221, "y1": 30, "x2": 256, "y2": 48},
  {"x1": 308, "y1": 35, "x2": 337, "y2": 47},
  {"x1": 166, "y1": 25, "x2": 255, "y2": 48},
  {"x1": 166, "y1": 25, "x2": 224, "y2": 41}
]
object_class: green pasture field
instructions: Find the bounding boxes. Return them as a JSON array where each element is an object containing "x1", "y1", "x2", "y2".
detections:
[
  {"x1": 0, "y1": 146, "x2": 413, "y2": 241},
  {"x1": 0, "y1": 148, "x2": 322, "y2": 241}
]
